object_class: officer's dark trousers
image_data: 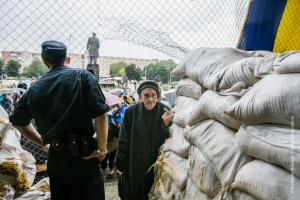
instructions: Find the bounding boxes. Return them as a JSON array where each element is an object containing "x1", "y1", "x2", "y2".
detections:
[{"x1": 47, "y1": 151, "x2": 105, "y2": 200}]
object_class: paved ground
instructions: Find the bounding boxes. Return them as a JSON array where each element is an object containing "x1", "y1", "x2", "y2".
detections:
[{"x1": 105, "y1": 179, "x2": 120, "y2": 200}]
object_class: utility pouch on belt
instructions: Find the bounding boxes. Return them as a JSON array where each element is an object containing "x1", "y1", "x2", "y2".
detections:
[
  {"x1": 67, "y1": 135, "x2": 79, "y2": 156},
  {"x1": 50, "y1": 134, "x2": 96, "y2": 157},
  {"x1": 51, "y1": 138, "x2": 66, "y2": 153},
  {"x1": 80, "y1": 135, "x2": 95, "y2": 157}
]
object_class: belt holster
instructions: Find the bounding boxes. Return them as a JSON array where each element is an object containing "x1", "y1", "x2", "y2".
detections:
[
  {"x1": 50, "y1": 139, "x2": 66, "y2": 153},
  {"x1": 79, "y1": 135, "x2": 96, "y2": 157},
  {"x1": 67, "y1": 135, "x2": 79, "y2": 156}
]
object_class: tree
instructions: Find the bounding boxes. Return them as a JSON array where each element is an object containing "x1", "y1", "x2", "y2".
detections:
[
  {"x1": 157, "y1": 66, "x2": 169, "y2": 83},
  {"x1": 125, "y1": 64, "x2": 142, "y2": 81},
  {"x1": 144, "y1": 59, "x2": 177, "y2": 83},
  {"x1": 144, "y1": 64, "x2": 158, "y2": 81},
  {"x1": 110, "y1": 61, "x2": 128, "y2": 77},
  {"x1": 24, "y1": 59, "x2": 48, "y2": 78},
  {"x1": 0, "y1": 59, "x2": 4, "y2": 76},
  {"x1": 136, "y1": 68, "x2": 142, "y2": 81},
  {"x1": 119, "y1": 68, "x2": 127, "y2": 80},
  {"x1": 6, "y1": 60, "x2": 21, "y2": 77}
]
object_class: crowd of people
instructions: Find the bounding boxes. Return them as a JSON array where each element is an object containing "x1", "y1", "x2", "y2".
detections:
[{"x1": 4, "y1": 40, "x2": 174, "y2": 200}]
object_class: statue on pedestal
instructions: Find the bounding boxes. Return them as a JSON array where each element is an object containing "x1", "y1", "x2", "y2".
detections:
[
  {"x1": 87, "y1": 32, "x2": 100, "y2": 64},
  {"x1": 86, "y1": 33, "x2": 100, "y2": 82}
]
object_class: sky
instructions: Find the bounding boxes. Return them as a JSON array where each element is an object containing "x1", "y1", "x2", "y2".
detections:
[{"x1": 95, "y1": 40, "x2": 173, "y2": 60}]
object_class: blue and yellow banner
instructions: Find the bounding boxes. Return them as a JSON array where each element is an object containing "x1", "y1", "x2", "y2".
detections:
[{"x1": 238, "y1": 0, "x2": 300, "y2": 52}]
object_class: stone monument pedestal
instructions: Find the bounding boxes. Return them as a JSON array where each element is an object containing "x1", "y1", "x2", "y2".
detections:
[{"x1": 87, "y1": 64, "x2": 99, "y2": 82}]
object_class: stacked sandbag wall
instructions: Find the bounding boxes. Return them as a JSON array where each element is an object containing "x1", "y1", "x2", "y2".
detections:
[{"x1": 152, "y1": 48, "x2": 300, "y2": 200}]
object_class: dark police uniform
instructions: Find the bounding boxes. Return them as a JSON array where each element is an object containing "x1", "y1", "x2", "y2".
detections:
[{"x1": 9, "y1": 41, "x2": 110, "y2": 200}]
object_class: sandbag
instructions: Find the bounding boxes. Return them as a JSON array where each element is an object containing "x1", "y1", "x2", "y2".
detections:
[
  {"x1": 184, "y1": 178, "x2": 212, "y2": 200},
  {"x1": 253, "y1": 54, "x2": 277, "y2": 77},
  {"x1": 176, "y1": 78, "x2": 203, "y2": 99},
  {"x1": 232, "y1": 160, "x2": 300, "y2": 200},
  {"x1": 0, "y1": 106, "x2": 8, "y2": 123},
  {"x1": 188, "y1": 146, "x2": 221, "y2": 198},
  {"x1": 225, "y1": 74, "x2": 300, "y2": 128},
  {"x1": 15, "y1": 177, "x2": 50, "y2": 200},
  {"x1": 274, "y1": 51, "x2": 300, "y2": 74},
  {"x1": 219, "y1": 82, "x2": 251, "y2": 97},
  {"x1": 248, "y1": 50, "x2": 276, "y2": 57},
  {"x1": 188, "y1": 90, "x2": 241, "y2": 130},
  {"x1": 236, "y1": 124, "x2": 300, "y2": 178},
  {"x1": 185, "y1": 120, "x2": 251, "y2": 188},
  {"x1": 162, "y1": 124, "x2": 190, "y2": 158},
  {"x1": 14, "y1": 191, "x2": 51, "y2": 200},
  {"x1": 172, "y1": 48, "x2": 250, "y2": 90},
  {"x1": 161, "y1": 152, "x2": 188, "y2": 190},
  {"x1": 0, "y1": 181, "x2": 15, "y2": 200},
  {"x1": 219, "y1": 55, "x2": 276, "y2": 90},
  {"x1": 151, "y1": 170, "x2": 174, "y2": 200},
  {"x1": 0, "y1": 123, "x2": 22, "y2": 150},
  {"x1": 0, "y1": 144, "x2": 36, "y2": 193},
  {"x1": 173, "y1": 96, "x2": 198, "y2": 128},
  {"x1": 231, "y1": 190, "x2": 256, "y2": 200},
  {"x1": 31, "y1": 177, "x2": 50, "y2": 192}
]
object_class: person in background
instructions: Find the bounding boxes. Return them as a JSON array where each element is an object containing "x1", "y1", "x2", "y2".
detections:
[
  {"x1": 116, "y1": 80, "x2": 173, "y2": 200},
  {"x1": 101, "y1": 107, "x2": 123, "y2": 179},
  {"x1": 9, "y1": 40, "x2": 109, "y2": 200},
  {"x1": 2, "y1": 94, "x2": 13, "y2": 114}
]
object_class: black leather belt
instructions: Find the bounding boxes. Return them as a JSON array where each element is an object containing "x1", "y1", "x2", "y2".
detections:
[{"x1": 49, "y1": 134, "x2": 96, "y2": 157}]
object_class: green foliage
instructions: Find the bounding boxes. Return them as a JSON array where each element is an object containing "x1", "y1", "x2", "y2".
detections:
[
  {"x1": 24, "y1": 59, "x2": 48, "y2": 78},
  {"x1": 0, "y1": 59, "x2": 4, "y2": 75},
  {"x1": 109, "y1": 61, "x2": 128, "y2": 77},
  {"x1": 6, "y1": 60, "x2": 21, "y2": 77},
  {"x1": 119, "y1": 68, "x2": 127, "y2": 80},
  {"x1": 144, "y1": 59, "x2": 177, "y2": 83},
  {"x1": 125, "y1": 64, "x2": 142, "y2": 81}
]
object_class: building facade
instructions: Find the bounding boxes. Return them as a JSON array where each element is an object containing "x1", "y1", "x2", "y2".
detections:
[
  {"x1": 1, "y1": 50, "x2": 159, "y2": 76},
  {"x1": 98, "y1": 56, "x2": 158, "y2": 76}
]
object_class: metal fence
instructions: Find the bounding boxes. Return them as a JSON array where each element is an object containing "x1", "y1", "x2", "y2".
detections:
[{"x1": 0, "y1": 0, "x2": 250, "y2": 59}]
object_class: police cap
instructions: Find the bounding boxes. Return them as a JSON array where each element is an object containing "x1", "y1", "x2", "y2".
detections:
[{"x1": 41, "y1": 40, "x2": 67, "y2": 63}]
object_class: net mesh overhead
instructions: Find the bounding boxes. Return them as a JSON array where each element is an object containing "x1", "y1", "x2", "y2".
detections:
[{"x1": 0, "y1": 0, "x2": 250, "y2": 59}]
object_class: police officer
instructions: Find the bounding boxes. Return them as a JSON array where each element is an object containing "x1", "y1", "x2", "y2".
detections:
[{"x1": 9, "y1": 40, "x2": 110, "y2": 200}]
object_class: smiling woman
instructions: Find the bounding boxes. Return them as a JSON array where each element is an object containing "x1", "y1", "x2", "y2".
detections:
[
  {"x1": 140, "y1": 88, "x2": 158, "y2": 110},
  {"x1": 116, "y1": 79, "x2": 172, "y2": 200}
]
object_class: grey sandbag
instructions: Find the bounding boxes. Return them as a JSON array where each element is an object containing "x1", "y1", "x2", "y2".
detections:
[
  {"x1": 188, "y1": 90, "x2": 241, "y2": 130},
  {"x1": 232, "y1": 160, "x2": 300, "y2": 200},
  {"x1": 188, "y1": 146, "x2": 221, "y2": 198},
  {"x1": 176, "y1": 78, "x2": 203, "y2": 100},
  {"x1": 219, "y1": 55, "x2": 276, "y2": 90},
  {"x1": 236, "y1": 124, "x2": 300, "y2": 178},
  {"x1": 161, "y1": 151, "x2": 188, "y2": 191},
  {"x1": 173, "y1": 96, "x2": 198, "y2": 128},
  {"x1": 231, "y1": 190, "x2": 256, "y2": 200},
  {"x1": 162, "y1": 124, "x2": 190, "y2": 158},
  {"x1": 151, "y1": 174, "x2": 182, "y2": 200},
  {"x1": 274, "y1": 51, "x2": 300, "y2": 74},
  {"x1": 185, "y1": 120, "x2": 251, "y2": 189},
  {"x1": 184, "y1": 178, "x2": 212, "y2": 200},
  {"x1": 225, "y1": 74, "x2": 300, "y2": 128},
  {"x1": 172, "y1": 47, "x2": 250, "y2": 90}
]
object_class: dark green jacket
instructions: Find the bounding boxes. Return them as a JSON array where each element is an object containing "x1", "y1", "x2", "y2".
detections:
[{"x1": 116, "y1": 102, "x2": 169, "y2": 197}]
